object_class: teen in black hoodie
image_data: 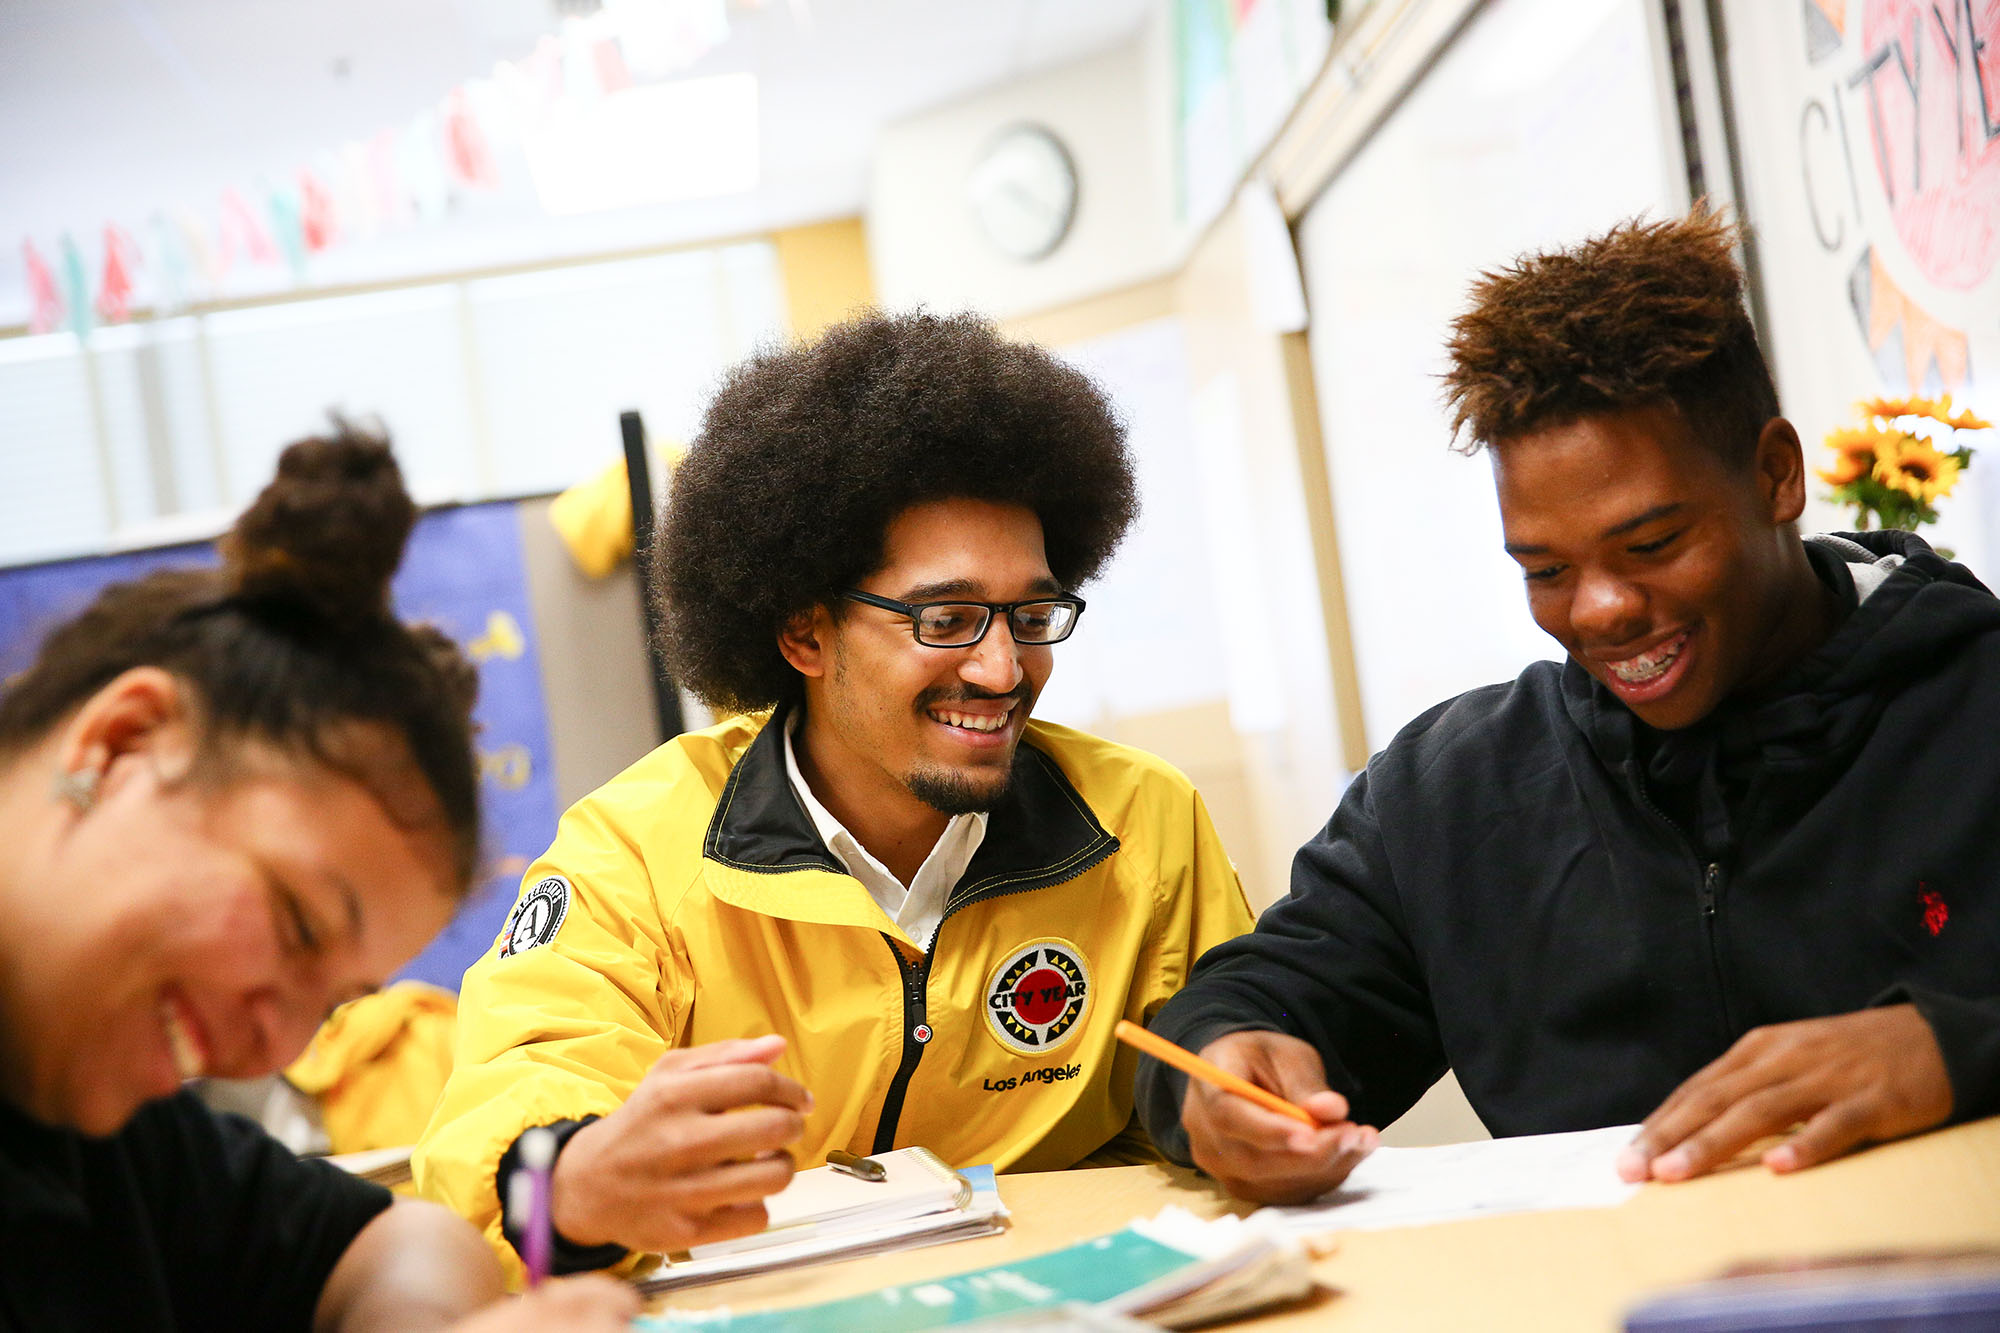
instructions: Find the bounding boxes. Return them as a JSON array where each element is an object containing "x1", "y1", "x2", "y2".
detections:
[{"x1": 1138, "y1": 211, "x2": 1994, "y2": 1203}]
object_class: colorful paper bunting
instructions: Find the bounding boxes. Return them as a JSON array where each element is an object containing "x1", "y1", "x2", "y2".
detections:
[
  {"x1": 219, "y1": 187, "x2": 279, "y2": 267},
  {"x1": 95, "y1": 225, "x2": 139, "y2": 324},
  {"x1": 299, "y1": 169, "x2": 338, "y2": 253},
  {"x1": 266, "y1": 183, "x2": 307, "y2": 279},
  {"x1": 22, "y1": 240, "x2": 64, "y2": 334},
  {"x1": 173, "y1": 207, "x2": 225, "y2": 286},
  {"x1": 445, "y1": 88, "x2": 501, "y2": 190},
  {"x1": 149, "y1": 213, "x2": 191, "y2": 314},
  {"x1": 59, "y1": 235, "x2": 92, "y2": 336},
  {"x1": 15, "y1": 0, "x2": 741, "y2": 324},
  {"x1": 593, "y1": 38, "x2": 633, "y2": 94}
]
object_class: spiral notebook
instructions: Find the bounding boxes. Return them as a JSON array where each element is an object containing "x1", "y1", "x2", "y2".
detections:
[{"x1": 639, "y1": 1147, "x2": 1007, "y2": 1292}]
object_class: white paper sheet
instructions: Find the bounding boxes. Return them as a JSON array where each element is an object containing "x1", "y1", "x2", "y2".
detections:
[{"x1": 1254, "y1": 1124, "x2": 1642, "y2": 1235}]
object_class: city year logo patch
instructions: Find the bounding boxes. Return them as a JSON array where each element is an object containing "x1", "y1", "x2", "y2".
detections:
[
  {"x1": 984, "y1": 939, "x2": 1091, "y2": 1055},
  {"x1": 499, "y1": 876, "x2": 570, "y2": 957}
]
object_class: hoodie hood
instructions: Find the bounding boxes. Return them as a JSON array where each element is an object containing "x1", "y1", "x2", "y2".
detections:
[
  {"x1": 1561, "y1": 531, "x2": 2000, "y2": 857},
  {"x1": 1777, "y1": 530, "x2": 1992, "y2": 696}
]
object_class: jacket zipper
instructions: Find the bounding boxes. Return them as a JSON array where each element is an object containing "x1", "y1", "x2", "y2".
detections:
[
  {"x1": 871, "y1": 934, "x2": 935, "y2": 1154},
  {"x1": 1698, "y1": 861, "x2": 1739, "y2": 1035},
  {"x1": 866, "y1": 842, "x2": 1116, "y2": 1152},
  {"x1": 1629, "y1": 768, "x2": 1740, "y2": 1047}
]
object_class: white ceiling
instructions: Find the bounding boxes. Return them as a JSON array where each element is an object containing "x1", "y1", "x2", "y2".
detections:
[{"x1": 0, "y1": 0, "x2": 1155, "y2": 314}]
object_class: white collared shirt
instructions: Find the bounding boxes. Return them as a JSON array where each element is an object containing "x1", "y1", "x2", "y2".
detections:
[{"x1": 783, "y1": 712, "x2": 988, "y2": 953}]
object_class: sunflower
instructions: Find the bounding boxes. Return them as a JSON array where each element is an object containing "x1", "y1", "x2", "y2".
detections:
[
  {"x1": 1824, "y1": 393, "x2": 1986, "y2": 532},
  {"x1": 1860, "y1": 394, "x2": 1994, "y2": 432},
  {"x1": 1817, "y1": 426, "x2": 1884, "y2": 485},
  {"x1": 1872, "y1": 435, "x2": 1961, "y2": 503}
]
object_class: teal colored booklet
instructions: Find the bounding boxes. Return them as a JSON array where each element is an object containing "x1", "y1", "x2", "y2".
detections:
[{"x1": 638, "y1": 1228, "x2": 1202, "y2": 1333}]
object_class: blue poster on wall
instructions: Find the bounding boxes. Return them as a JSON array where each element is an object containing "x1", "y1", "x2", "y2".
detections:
[
  {"x1": 0, "y1": 501, "x2": 555, "y2": 993},
  {"x1": 391, "y1": 504, "x2": 557, "y2": 990}
]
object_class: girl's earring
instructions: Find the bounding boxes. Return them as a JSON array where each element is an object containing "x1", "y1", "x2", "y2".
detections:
[{"x1": 54, "y1": 767, "x2": 100, "y2": 812}]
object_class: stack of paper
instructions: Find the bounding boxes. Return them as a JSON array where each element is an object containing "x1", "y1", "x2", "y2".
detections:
[
  {"x1": 1103, "y1": 1209, "x2": 1316, "y2": 1329},
  {"x1": 640, "y1": 1148, "x2": 1007, "y2": 1293}
]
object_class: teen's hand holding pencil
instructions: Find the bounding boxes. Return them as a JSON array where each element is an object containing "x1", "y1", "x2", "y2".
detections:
[{"x1": 1122, "y1": 1023, "x2": 1378, "y2": 1206}]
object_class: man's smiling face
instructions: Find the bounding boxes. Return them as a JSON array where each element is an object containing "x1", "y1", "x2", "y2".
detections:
[
  {"x1": 791, "y1": 497, "x2": 1058, "y2": 823},
  {"x1": 1493, "y1": 403, "x2": 1808, "y2": 731}
]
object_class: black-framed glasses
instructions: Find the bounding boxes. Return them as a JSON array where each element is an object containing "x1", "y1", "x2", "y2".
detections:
[{"x1": 841, "y1": 589, "x2": 1086, "y2": 647}]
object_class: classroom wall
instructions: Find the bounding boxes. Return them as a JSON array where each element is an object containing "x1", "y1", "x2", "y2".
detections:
[
  {"x1": 1166, "y1": 199, "x2": 1356, "y2": 884},
  {"x1": 514, "y1": 210, "x2": 886, "y2": 807},
  {"x1": 514, "y1": 496, "x2": 663, "y2": 811},
  {"x1": 772, "y1": 217, "x2": 879, "y2": 342},
  {"x1": 997, "y1": 279, "x2": 1309, "y2": 910},
  {"x1": 519, "y1": 215, "x2": 886, "y2": 807},
  {"x1": 867, "y1": 32, "x2": 1181, "y2": 320}
]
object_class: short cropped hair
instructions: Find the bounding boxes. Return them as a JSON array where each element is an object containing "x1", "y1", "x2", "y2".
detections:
[
  {"x1": 657, "y1": 311, "x2": 1138, "y2": 714},
  {"x1": 1441, "y1": 207, "x2": 1778, "y2": 466}
]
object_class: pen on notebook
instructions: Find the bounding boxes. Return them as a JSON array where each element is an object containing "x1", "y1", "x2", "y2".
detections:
[
  {"x1": 517, "y1": 1126, "x2": 557, "y2": 1289},
  {"x1": 1114, "y1": 1019, "x2": 1319, "y2": 1127},
  {"x1": 827, "y1": 1149, "x2": 888, "y2": 1182}
]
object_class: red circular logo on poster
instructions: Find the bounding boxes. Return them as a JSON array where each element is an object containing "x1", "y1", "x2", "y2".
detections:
[{"x1": 984, "y1": 940, "x2": 1091, "y2": 1055}]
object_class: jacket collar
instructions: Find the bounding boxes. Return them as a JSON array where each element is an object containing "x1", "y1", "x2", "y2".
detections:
[{"x1": 700, "y1": 704, "x2": 1120, "y2": 928}]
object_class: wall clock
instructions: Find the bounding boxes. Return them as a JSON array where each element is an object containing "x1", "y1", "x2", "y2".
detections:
[{"x1": 966, "y1": 124, "x2": 1078, "y2": 262}]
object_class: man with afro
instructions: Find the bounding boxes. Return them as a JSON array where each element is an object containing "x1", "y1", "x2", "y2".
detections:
[
  {"x1": 1136, "y1": 208, "x2": 2000, "y2": 1204},
  {"x1": 420, "y1": 311, "x2": 1254, "y2": 1274}
]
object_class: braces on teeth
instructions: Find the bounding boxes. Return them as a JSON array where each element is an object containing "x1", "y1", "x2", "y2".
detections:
[{"x1": 1611, "y1": 638, "x2": 1682, "y2": 683}]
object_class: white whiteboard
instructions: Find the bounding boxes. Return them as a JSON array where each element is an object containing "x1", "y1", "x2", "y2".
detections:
[
  {"x1": 1033, "y1": 317, "x2": 1232, "y2": 730},
  {"x1": 1295, "y1": 0, "x2": 1683, "y2": 752}
]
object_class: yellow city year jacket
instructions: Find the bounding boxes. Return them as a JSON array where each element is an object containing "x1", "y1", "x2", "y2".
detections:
[{"x1": 413, "y1": 707, "x2": 1253, "y2": 1274}]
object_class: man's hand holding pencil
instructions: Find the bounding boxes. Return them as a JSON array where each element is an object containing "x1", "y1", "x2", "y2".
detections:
[
  {"x1": 551, "y1": 1034, "x2": 810, "y2": 1257},
  {"x1": 1119, "y1": 1022, "x2": 1378, "y2": 1205}
]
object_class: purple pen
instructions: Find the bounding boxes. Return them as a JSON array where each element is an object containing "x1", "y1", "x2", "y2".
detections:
[{"x1": 518, "y1": 1126, "x2": 557, "y2": 1289}]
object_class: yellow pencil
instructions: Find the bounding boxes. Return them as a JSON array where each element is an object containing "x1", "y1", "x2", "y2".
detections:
[{"x1": 1114, "y1": 1020, "x2": 1318, "y2": 1127}]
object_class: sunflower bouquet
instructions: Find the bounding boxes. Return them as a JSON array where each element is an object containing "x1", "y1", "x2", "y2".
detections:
[{"x1": 1818, "y1": 395, "x2": 1989, "y2": 532}]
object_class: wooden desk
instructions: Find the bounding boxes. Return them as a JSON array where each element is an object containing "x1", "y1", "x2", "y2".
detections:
[{"x1": 650, "y1": 1116, "x2": 2000, "y2": 1331}]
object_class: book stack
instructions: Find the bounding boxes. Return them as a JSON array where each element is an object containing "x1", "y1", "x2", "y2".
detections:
[{"x1": 640, "y1": 1206, "x2": 1317, "y2": 1330}]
